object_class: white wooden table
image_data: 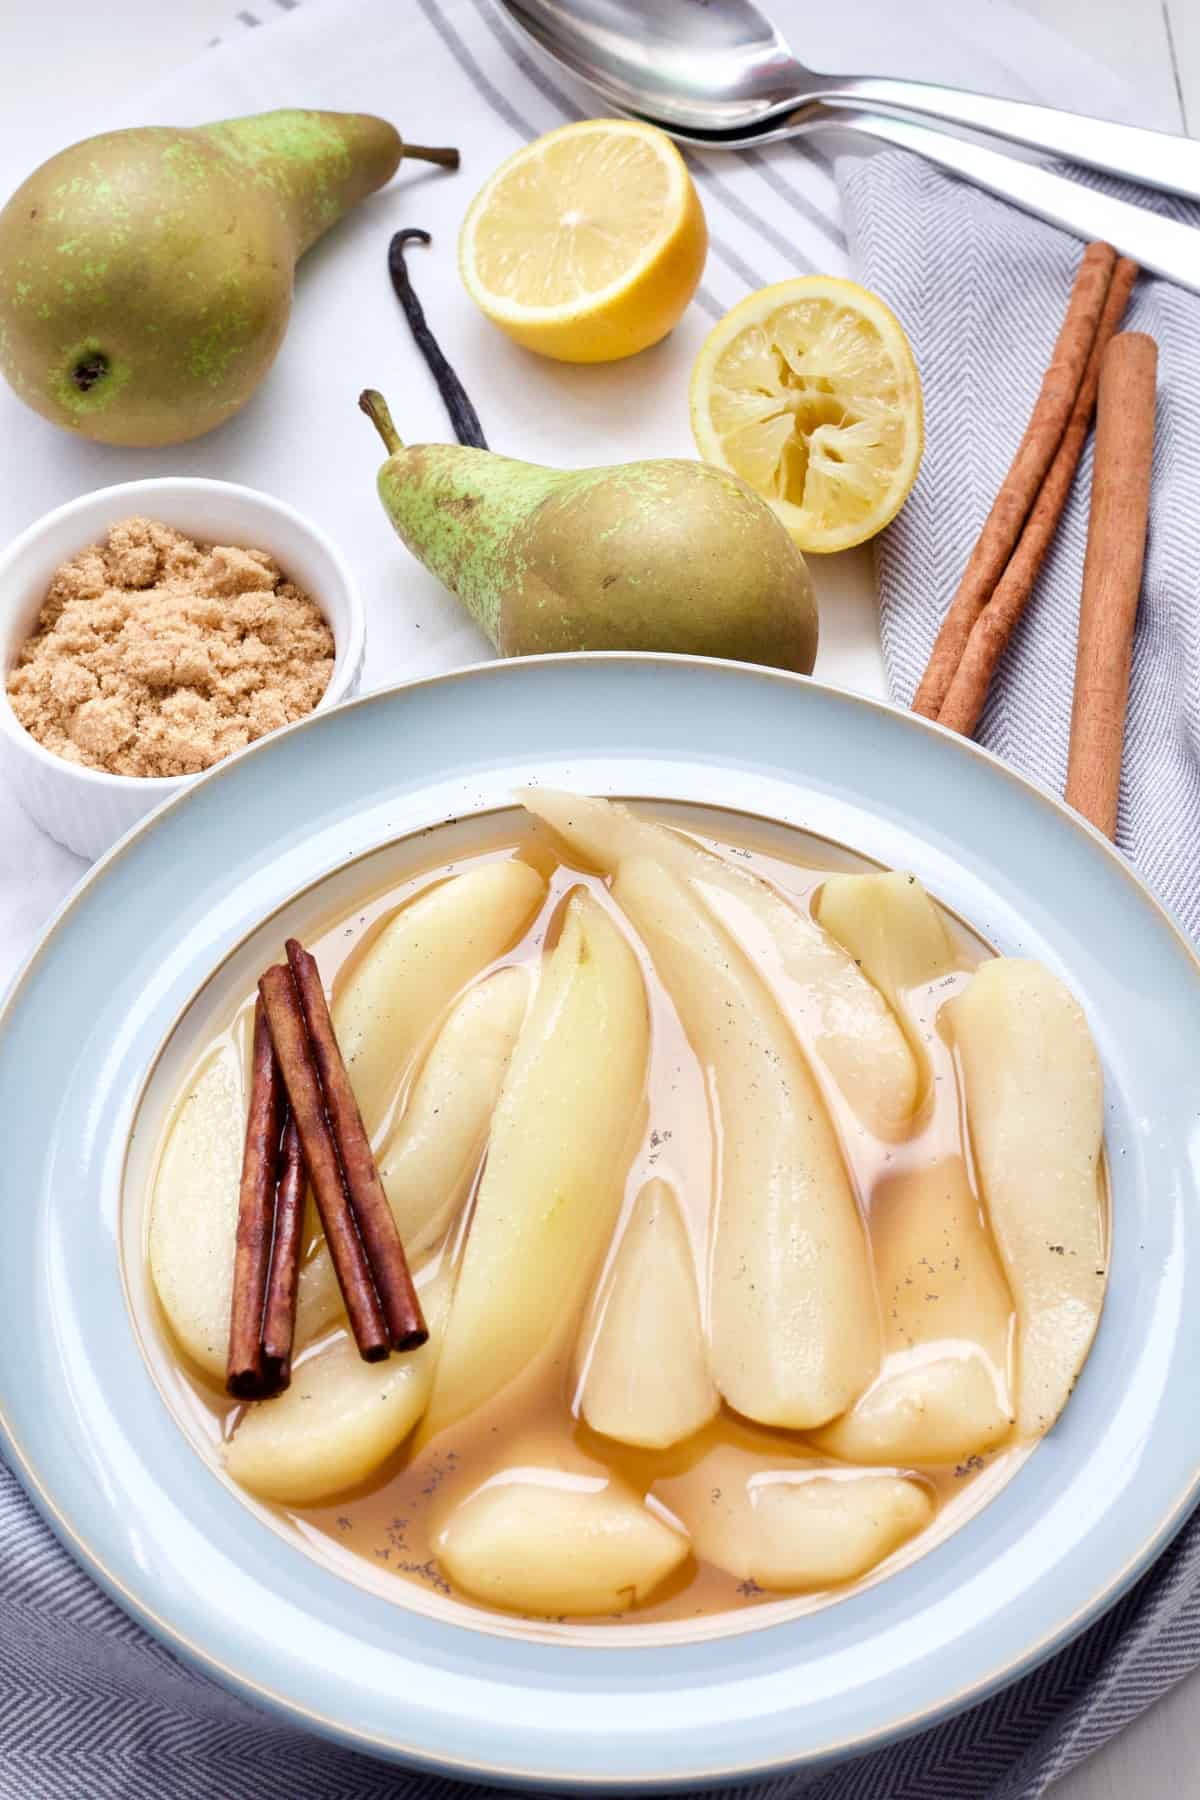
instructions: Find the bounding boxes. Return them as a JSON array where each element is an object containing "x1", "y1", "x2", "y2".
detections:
[{"x1": 0, "y1": 3, "x2": 1197, "y2": 1795}]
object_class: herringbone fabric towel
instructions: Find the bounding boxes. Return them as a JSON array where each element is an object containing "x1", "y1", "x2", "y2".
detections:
[
  {"x1": 840, "y1": 152, "x2": 1200, "y2": 943},
  {"x1": 3, "y1": 2, "x2": 1200, "y2": 1797}
]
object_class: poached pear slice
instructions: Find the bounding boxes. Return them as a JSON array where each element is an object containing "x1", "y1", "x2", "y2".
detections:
[
  {"x1": 423, "y1": 890, "x2": 649, "y2": 1440},
  {"x1": 376, "y1": 965, "x2": 529, "y2": 1258},
  {"x1": 812, "y1": 1159, "x2": 1015, "y2": 1465},
  {"x1": 578, "y1": 1179, "x2": 718, "y2": 1451},
  {"x1": 809, "y1": 874, "x2": 1013, "y2": 1463},
  {"x1": 295, "y1": 966, "x2": 530, "y2": 1348},
  {"x1": 657, "y1": 1445, "x2": 932, "y2": 1591},
  {"x1": 947, "y1": 958, "x2": 1106, "y2": 1439},
  {"x1": 521, "y1": 788, "x2": 918, "y2": 1134},
  {"x1": 332, "y1": 859, "x2": 544, "y2": 1142},
  {"x1": 149, "y1": 1042, "x2": 245, "y2": 1378},
  {"x1": 437, "y1": 1471, "x2": 689, "y2": 1617},
  {"x1": 816, "y1": 869, "x2": 959, "y2": 1104},
  {"x1": 225, "y1": 1279, "x2": 447, "y2": 1505},
  {"x1": 611, "y1": 855, "x2": 880, "y2": 1430}
]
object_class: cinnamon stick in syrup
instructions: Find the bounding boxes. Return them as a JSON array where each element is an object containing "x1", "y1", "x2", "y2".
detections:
[
  {"x1": 226, "y1": 999, "x2": 285, "y2": 1400},
  {"x1": 260, "y1": 1115, "x2": 306, "y2": 1390},
  {"x1": 258, "y1": 963, "x2": 391, "y2": 1361},
  {"x1": 285, "y1": 939, "x2": 428, "y2": 1352}
]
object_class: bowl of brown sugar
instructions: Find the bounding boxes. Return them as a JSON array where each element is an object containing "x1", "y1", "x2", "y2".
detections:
[{"x1": 0, "y1": 479, "x2": 365, "y2": 858}]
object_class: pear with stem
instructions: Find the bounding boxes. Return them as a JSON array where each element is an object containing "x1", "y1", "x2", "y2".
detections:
[
  {"x1": 0, "y1": 112, "x2": 457, "y2": 444},
  {"x1": 359, "y1": 389, "x2": 819, "y2": 671}
]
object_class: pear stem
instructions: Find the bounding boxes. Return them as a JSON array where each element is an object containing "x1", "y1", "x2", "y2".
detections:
[
  {"x1": 359, "y1": 390, "x2": 403, "y2": 455},
  {"x1": 402, "y1": 143, "x2": 460, "y2": 170}
]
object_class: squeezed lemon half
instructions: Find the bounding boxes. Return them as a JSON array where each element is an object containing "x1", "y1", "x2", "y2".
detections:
[
  {"x1": 458, "y1": 118, "x2": 707, "y2": 364},
  {"x1": 690, "y1": 277, "x2": 923, "y2": 553}
]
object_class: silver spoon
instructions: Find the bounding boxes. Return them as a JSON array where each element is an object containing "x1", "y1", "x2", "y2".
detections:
[{"x1": 497, "y1": 0, "x2": 1200, "y2": 293}]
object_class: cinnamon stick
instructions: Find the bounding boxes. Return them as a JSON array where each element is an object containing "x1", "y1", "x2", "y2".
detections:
[
  {"x1": 912, "y1": 241, "x2": 1118, "y2": 720},
  {"x1": 227, "y1": 999, "x2": 285, "y2": 1400},
  {"x1": 937, "y1": 257, "x2": 1139, "y2": 738},
  {"x1": 285, "y1": 940, "x2": 428, "y2": 1352},
  {"x1": 260, "y1": 1115, "x2": 305, "y2": 1390},
  {"x1": 258, "y1": 962, "x2": 391, "y2": 1361},
  {"x1": 1064, "y1": 332, "x2": 1157, "y2": 839}
]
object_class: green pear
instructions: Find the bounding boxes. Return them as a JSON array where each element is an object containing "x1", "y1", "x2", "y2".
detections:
[
  {"x1": 0, "y1": 112, "x2": 456, "y2": 446},
  {"x1": 359, "y1": 391, "x2": 818, "y2": 670}
]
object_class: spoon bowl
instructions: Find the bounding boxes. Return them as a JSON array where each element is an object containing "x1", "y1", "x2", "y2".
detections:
[
  {"x1": 500, "y1": 0, "x2": 805, "y2": 133},
  {"x1": 496, "y1": 0, "x2": 1200, "y2": 295}
]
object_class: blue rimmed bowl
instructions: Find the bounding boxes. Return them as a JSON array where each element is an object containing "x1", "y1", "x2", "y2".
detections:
[{"x1": 1, "y1": 653, "x2": 1198, "y2": 1786}]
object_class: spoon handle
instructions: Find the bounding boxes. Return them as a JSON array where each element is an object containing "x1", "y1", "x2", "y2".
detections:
[
  {"x1": 826, "y1": 109, "x2": 1200, "y2": 296},
  {"x1": 819, "y1": 77, "x2": 1200, "y2": 206}
]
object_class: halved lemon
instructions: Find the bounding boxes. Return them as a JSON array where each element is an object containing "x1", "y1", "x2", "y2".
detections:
[
  {"x1": 458, "y1": 119, "x2": 707, "y2": 364},
  {"x1": 690, "y1": 277, "x2": 923, "y2": 553}
]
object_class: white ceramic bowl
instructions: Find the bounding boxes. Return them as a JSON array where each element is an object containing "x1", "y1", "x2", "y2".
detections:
[{"x1": 0, "y1": 478, "x2": 365, "y2": 859}]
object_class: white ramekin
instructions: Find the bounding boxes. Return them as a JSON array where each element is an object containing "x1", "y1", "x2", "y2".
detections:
[{"x1": 0, "y1": 478, "x2": 365, "y2": 860}]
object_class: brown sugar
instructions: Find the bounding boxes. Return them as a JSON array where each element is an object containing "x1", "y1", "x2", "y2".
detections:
[{"x1": 6, "y1": 516, "x2": 335, "y2": 779}]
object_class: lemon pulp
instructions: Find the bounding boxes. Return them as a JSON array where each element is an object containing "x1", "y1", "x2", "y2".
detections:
[
  {"x1": 690, "y1": 278, "x2": 923, "y2": 552},
  {"x1": 459, "y1": 119, "x2": 707, "y2": 364}
]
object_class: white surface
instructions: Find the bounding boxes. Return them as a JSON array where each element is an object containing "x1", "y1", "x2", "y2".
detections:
[{"x1": 0, "y1": 1, "x2": 1197, "y2": 1793}]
